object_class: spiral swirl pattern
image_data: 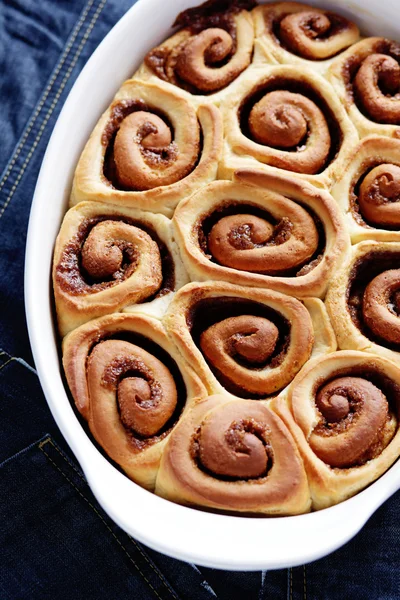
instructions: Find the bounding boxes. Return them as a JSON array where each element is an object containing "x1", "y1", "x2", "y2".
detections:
[
  {"x1": 310, "y1": 376, "x2": 395, "y2": 467},
  {"x1": 207, "y1": 206, "x2": 319, "y2": 274},
  {"x1": 88, "y1": 339, "x2": 177, "y2": 438},
  {"x1": 199, "y1": 311, "x2": 312, "y2": 396},
  {"x1": 277, "y1": 8, "x2": 359, "y2": 60},
  {"x1": 242, "y1": 87, "x2": 333, "y2": 175},
  {"x1": 62, "y1": 314, "x2": 205, "y2": 489},
  {"x1": 53, "y1": 207, "x2": 177, "y2": 336},
  {"x1": 354, "y1": 54, "x2": 400, "y2": 125},
  {"x1": 111, "y1": 109, "x2": 200, "y2": 191},
  {"x1": 362, "y1": 269, "x2": 400, "y2": 345},
  {"x1": 358, "y1": 164, "x2": 400, "y2": 227},
  {"x1": 144, "y1": 6, "x2": 254, "y2": 94},
  {"x1": 284, "y1": 352, "x2": 400, "y2": 508},
  {"x1": 164, "y1": 282, "x2": 318, "y2": 400},
  {"x1": 156, "y1": 396, "x2": 311, "y2": 514}
]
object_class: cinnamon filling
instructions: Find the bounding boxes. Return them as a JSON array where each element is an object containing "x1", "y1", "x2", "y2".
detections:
[
  {"x1": 347, "y1": 251, "x2": 400, "y2": 349},
  {"x1": 145, "y1": 0, "x2": 256, "y2": 94},
  {"x1": 350, "y1": 161, "x2": 400, "y2": 229},
  {"x1": 188, "y1": 297, "x2": 291, "y2": 398},
  {"x1": 310, "y1": 368, "x2": 399, "y2": 468},
  {"x1": 198, "y1": 201, "x2": 326, "y2": 277},
  {"x1": 55, "y1": 216, "x2": 175, "y2": 299},
  {"x1": 271, "y1": 9, "x2": 358, "y2": 60},
  {"x1": 87, "y1": 332, "x2": 186, "y2": 451},
  {"x1": 343, "y1": 39, "x2": 400, "y2": 124},
  {"x1": 102, "y1": 100, "x2": 200, "y2": 190},
  {"x1": 239, "y1": 76, "x2": 342, "y2": 174},
  {"x1": 191, "y1": 413, "x2": 273, "y2": 482}
]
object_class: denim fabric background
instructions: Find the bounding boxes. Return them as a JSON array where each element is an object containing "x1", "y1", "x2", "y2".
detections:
[{"x1": 0, "y1": 1, "x2": 399, "y2": 598}]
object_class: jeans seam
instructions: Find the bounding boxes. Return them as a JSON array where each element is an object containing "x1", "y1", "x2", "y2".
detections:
[
  {"x1": 0, "y1": 0, "x2": 108, "y2": 220},
  {"x1": 0, "y1": 345, "x2": 37, "y2": 374},
  {"x1": 44, "y1": 439, "x2": 181, "y2": 600},
  {"x1": 0, "y1": 0, "x2": 97, "y2": 193},
  {"x1": 303, "y1": 565, "x2": 307, "y2": 600},
  {"x1": 0, "y1": 357, "x2": 15, "y2": 373},
  {"x1": 39, "y1": 438, "x2": 178, "y2": 600},
  {"x1": 0, "y1": 434, "x2": 50, "y2": 469},
  {"x1": 127, "y1": 534, "x2": 181, "y2": 600}
]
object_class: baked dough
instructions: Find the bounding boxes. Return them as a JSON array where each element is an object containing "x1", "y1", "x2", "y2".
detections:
[
  {"x1": 273, "y1": 351, "x2": 400, "y2": 508},
  {"x1": 135, "y1": 2, "x2": 255, "y2": 105},
  {"x1": 253, "y1": 2, "x2": 360, "y2": 74},
  {"x1": 219, "y1": 63, "x2": 358, "y2": 188},
  {"x1": 53, "y1": 201, "x2": 189, "y2": 336},
  {"x1": 163, "y1": 281, "x2": 336, "y2": 398},
  {"x1": 173, "y1": 169, "x2": 350, "y2": 297},
  {"x1": 62, "y1": 313, "x2": 206, "y2": 490},
  {"x1": 71, "y1": 79, "x2": 223, "y2": 217},
  {"x1": 156, "y1": 394, "x2": 311, "y2": 514},
  {"x1": 328, "y1": 37, "x2": 400, "y2": 138},
  {"x1": 326, "y1": 240, "x2": 400, "y2": 364},
  {"x1": 332, "y1": 135, "x2": 400, "y2": 243}
]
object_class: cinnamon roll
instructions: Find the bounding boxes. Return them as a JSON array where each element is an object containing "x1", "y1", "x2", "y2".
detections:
[
  {"x1": 62, "y1": 313, "x2": 206, "y2": 489},
  {"x1": 273, "y1": 351, "x2": 400, "y2": 508},
  {"x1": 137, "y1": 0, "x2": 255, "y2": 101},
  {"x1": 164, "y1": 281, "x2": 336, "y2": 399},
  {"x1": 220, "y1": 64, "x2": 358, "y2": 188},
  {"x1": 253, "y1": 2, "x2": 360, "y2": 72},
  {"x1": 155, "y1": 395, "x2": 311, "y2": 514},
  {"x1": 53, "y1": 202, "x2": 188, "y2": 336},
  {"x1": 326, "y1": 241, "x2": 400, "y2": 365},
  {"x1": 332, "y1": 136, "x2": 400, "y2": 243},
  {"x1": 173, "y1": 170, "x2": 350, "y2": 297},
  {"x1": 329, "y1": 38, "x2": 400, "y2": 138},
  {"x1": 71, "y1": 79, "x2": 223, "y2": 216}
]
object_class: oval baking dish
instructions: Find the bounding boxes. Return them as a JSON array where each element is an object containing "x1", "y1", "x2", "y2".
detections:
[{"x1": 25, "y1": 0, "x2": 400, "y2": 570}]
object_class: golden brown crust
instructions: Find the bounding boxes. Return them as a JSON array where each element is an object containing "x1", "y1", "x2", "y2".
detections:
[
  {"x1": 173, "y1": 170, "x2": 350, "y2": 297},
  {"x1": 326, "y1": 241, "x2": 400, "y2": 364},
  {"x1": 136, "y1": 9, "x2": 255, "y2": 104},
  {"x1": 52, "y1": 202, "x2": 189, "y2": 336},
  {"x1": 62, "y1": 313, "x2": 206, "y2": 490},
  {"x1": 155, "y1": 394, "x2": 311, "y2": 514},
  {"x1": 219, "y1": 63, "x2": 359, "y2": 188},
  {"x1": 332, "y1": 136, "x2": 400, "y2": 243},
  {"x1": 71, "y1": 79, "x2": 223, "y2": 217},
  {"x1": 328, "y1": 37, "x2": 400, "y2": 138},
  {"x1": 163, "y1": 281, "x2": 335, "y2": 399},
  {"x1": 273, "y1": 351, "x2": 400, "y2": 509},
  {"x1": 253, "y1": 2, "x2": 360, "y2": 73}
]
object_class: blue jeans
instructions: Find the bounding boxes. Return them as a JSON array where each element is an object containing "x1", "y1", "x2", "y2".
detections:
[{"x1": 0, "y1": 1, "x2": 399, "y2": 598}]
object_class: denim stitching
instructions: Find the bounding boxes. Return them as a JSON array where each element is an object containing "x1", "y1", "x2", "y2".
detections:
[
  {"x1": 303, "y1": 566, "x2": 307, "y2": 600},
  {"x1": 126, "y1": 535, "x2": 181, "y2": 600},
  {"x1": 290, "y1": 568, "x2": 293, "y2": 600},
  {"x1": 0, "y1": 0, "x2": 97, "y2": 193},
  {"x1": 39, "y1": 438, "x2": 178, "y2": 600},
  {"x1": 0, "y1": 435, "x2": 50, "y2": 469},
  {"x1": 0, "y1": 0, "x2": 108, "y2": 220},
  {"x1": 0, "y1": 357, "x2": 14, "y2": 373},
  {"x1": 0, "y1": 344, "x2": 37, "y2": 374},
  {"x1": 44, "y1": 439, "x2": 181, "y2": 600},
  {"x1": 43, "y1": 438, "x2": 87, "y2": 483},
  {"x1": 39, "y1": 441, "x2": 169, "y2": 600}
]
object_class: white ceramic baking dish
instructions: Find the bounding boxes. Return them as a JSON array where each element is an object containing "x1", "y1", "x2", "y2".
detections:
[{"x1": 25, "y1": 0, "x2": 400, "y2": 571}]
